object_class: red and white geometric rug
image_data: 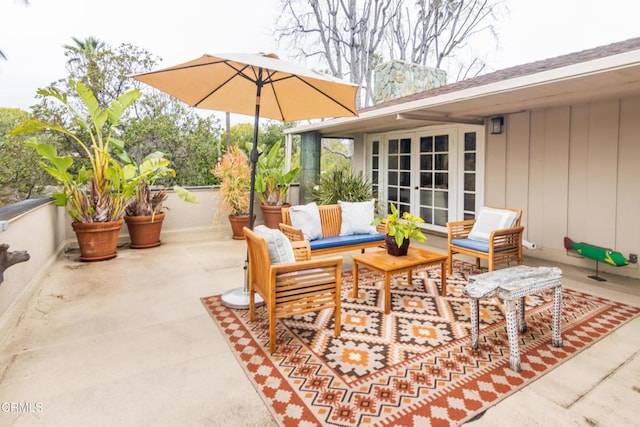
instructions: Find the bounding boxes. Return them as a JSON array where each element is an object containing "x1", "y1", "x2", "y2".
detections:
[{"x1": 201, "y1": 261, "x2": 640, "y2": 426}]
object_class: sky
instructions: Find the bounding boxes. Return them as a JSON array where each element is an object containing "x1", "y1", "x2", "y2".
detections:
[{"x1": 1, "y1": 0, "x2": 640, "y2": 124}]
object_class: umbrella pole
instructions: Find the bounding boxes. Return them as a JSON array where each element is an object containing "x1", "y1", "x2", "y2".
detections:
[{"x1": 221, "y1": 76, "x2": 265, "y2": 309}]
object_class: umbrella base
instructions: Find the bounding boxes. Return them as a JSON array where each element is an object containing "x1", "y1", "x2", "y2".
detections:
[{"x1": 221, "y1": 287, "x2": 264, "y2": 309}]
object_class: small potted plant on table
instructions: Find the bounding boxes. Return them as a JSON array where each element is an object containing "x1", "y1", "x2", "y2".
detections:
[{"x1": 372, "y1": 202, "x2": 427, "y2": 256}]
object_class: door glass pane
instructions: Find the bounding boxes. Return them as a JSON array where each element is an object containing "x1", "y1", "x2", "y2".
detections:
[
  {"x1": 388, "y1": 171, "x2": 398, "y2": 185},
  {"x1": 464, "y1": 153, "x2": 475, "y2": 171},
  {"x1": 464, "y1": 132, "x2": 476, "y2": 151},
  {"x1": 435, "y1": 135, "x2": 448, "y2": 151},
  {"x1": 388, "y1": 155, "x2": 398, "y2": 169},
  {"x1": 463, "y1": 132, "x2": 478, "y2": 218},
  {"x1": 400, "y1": 138, "x2": 411, "y2": 153},
  {"x1": 400, "y1": 172, "x2": 411, "y2": 186},
  {"x1": 434, "y1": 191, "x2": 448, "y2": 208},
  {"x1": 389, "y1": 139, "x2": 398, "y2": 154},
  {"x1": 435, "y1": 154, "x2": 448, "y2": 170},
  {"x1": 420, "y1": 136, "x2": 433, "y2": 152},
  {"x1": 421, "y1": 172, "x2": 432, "y2": 188},
  {"x1": 464, "y1": 173, "x2": 475, "y2": 191},
  {"x1": 420, "y1": 154, "x2": 432, "y2": 170}
]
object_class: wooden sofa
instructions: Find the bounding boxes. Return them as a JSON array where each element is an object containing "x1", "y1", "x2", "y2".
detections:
[
  {"x1": 446, "y1": 207, "x2": 524, "y2": 274},
  {"x1": 280, "y1": 204, "x2": 386, "y2": 256}
]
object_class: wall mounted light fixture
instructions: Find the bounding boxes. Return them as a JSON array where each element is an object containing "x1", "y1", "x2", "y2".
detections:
[{"x1": 491, "y1": 116, "x2": 504, "y2": 134}]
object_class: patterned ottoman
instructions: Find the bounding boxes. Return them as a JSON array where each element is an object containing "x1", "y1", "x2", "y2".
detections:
[{"x1": 465, "y1": 265, "x2": 563, "y2": 372}]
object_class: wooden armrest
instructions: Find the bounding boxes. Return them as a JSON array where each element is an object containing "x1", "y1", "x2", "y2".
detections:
[
  {"x1": 291, "y1": 240, "x2": 311, "y2": 262},
  {"x1": 272, "y1": 256, "x2": 343, "y2": 275},
  {"x1": 489, "y1": 226, "x2": 525, "y2": 240},
  {"x1": 279, "y1": 223, "x2": 305, "y2": 241},
  {"x1": 447, "y1": 219, "x2": 476, "y2": 240}
]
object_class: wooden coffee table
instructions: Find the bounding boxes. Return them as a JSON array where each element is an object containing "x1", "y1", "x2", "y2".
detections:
[{"x1": 352, "y1": 247, "x2": 448, "y2": 314}]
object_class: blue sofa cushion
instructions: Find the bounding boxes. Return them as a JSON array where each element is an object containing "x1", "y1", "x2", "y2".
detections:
[
  {"x1": 451, "y1": 238, "x2": 489, "y2": 253},
  {"x1": 310, "y1": 233, "x2": 385, "y2": 251}
]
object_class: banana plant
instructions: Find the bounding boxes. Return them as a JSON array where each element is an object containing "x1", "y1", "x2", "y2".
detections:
[
  {"x1": 254, "y1": 139, "x2": 300, "y2": 206},
  {"x1": 14, "y1": 81, "x2": 141, "y2": 222}
]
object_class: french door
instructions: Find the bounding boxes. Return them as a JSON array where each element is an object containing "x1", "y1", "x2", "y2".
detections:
[{"x1": 368, "y1": 125, "x2": 483, "y2": 232}]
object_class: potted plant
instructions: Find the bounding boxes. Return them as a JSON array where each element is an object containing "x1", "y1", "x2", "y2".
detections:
[
  {"x1": 15, "y1": 81, "x2": 142, "y2": 261},
  {"x1": 254, "y1": 139, "x2": 300, "y2": 228},
  {"x1": 372, "y1": 202, "x2": 427, "y2": 256},
  {"x1": 212, "y1": 145, "x2": 252, "y2": 239},
  {"x1": 122, "y1": 151, "x2": 198, "y2": 249}
]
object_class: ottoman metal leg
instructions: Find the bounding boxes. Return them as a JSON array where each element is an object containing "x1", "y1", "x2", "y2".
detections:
[
  {"x1": 470, "y1": 298, "x2": 480, "y2": 349},
  {"x1": 504, "y1": 299, "x2": 521, "y2": 372},
  {"x1": 552, "y1": 285, "x2": 563, "y2": 347},
  {"x1": 517, "y1": 296, "x2": 527, "y2": 333}
]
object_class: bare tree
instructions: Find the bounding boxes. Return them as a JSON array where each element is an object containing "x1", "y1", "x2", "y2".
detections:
[{"x1": 276, "y1": 0, "x2": 504, "y2": 107}]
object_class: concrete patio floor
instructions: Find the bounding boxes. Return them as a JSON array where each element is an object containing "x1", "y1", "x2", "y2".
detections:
[{"x1": 0, "y1": 230, "x2": 639, "y2": 426}]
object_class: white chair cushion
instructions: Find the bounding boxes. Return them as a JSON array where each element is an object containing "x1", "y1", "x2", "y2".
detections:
[
  {"x1": 253, "y1": 225, "x2": 296, "y2": 264},
  {"x1": 288, "y1": 202, "x2": 323, "y2": 241},
  {"x1": 339, "y1": 199, "x2": 377, "y2": 236},
  {"x1": 468, "y1": 207, "x2": 519, "y2": 242}
]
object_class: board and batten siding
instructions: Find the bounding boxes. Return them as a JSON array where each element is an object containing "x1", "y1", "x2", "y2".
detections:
[{"x1": 484, "y1": 96, "x2": 640, "y2": 279}]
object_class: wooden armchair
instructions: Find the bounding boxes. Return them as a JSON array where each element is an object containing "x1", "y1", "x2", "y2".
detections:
[
  {"x1": 446, "y1": 207, "x2": 524, "y2": 274},
  {"x1": 243, "y1": 227, "x2": 343, "y2": 353}
]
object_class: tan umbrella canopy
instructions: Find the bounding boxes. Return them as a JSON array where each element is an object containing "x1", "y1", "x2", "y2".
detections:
[
  {"x1": 133, "y1": 52, "x2": 359, "y2": 308},
  {"x1": 133, "y1": 52, "x2": 358, "y2": 121}
]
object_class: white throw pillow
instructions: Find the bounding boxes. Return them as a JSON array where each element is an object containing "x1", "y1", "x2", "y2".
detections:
[
  {"x1": 468, "y1": 207, "x2": 519, "y2": 242},
  {"x1": 339, "y1": 199, "x2": 377, "y2": 236},
  {"x1": 288, "y1": 202, "x2": 323, "y2": 241},
  {"x1": 253, "y1": 225, "x2": 296, "y2": 264}
]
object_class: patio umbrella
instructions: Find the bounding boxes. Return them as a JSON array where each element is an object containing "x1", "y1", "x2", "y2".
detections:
[{"x1": 132, "y1": 53, "x2": 359, "y2": 308}]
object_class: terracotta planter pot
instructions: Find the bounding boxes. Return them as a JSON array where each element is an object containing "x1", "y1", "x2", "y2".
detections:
[
  {"x1": 260, "y1": 203, "x2": 290, "y2": 229},
  {"x1": 385, "y1": 234, "x2": 410, "y2": 256},
  {"x1": 125, "y1": 213, "x2": 165, "y2": 249},
  {"x1": 228, "y1": 214, "x2": 256, "y2": 240},
  {"x1": 72, "y1": 219, "x2": 124, "y2": 262}
]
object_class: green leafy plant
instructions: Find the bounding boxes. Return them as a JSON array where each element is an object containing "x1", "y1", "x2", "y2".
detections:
[
  {"x1": 212, "y1": 145, "x2": 251, "y2": 216},
  {"x1": 372, "y1": 202, "x2": 427, "y2": 247},
  {"x1": 254, "y1": 139, "x2": 300, "y2": 206},
  {"x1": 310, "y1": 169, "x2": 372, "y2": 205},
  {"x1": 122, "y1": 151, "x2": 198, "y2": 217},
  {"x1": 14, "y1": 81, "x2": 143, "y2": 222}
]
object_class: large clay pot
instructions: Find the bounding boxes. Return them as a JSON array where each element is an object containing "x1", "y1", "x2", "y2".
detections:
[
  {"x1": 228, "y1": 214, "x2": 256, "y2": 240},
  {"x1": 124, "y1": 212, "x2": 165, "y2": 249},
  {"x1": 385, "y1": 234, "x2": 410, "y2": 256},
  {"x1": 260, "y1": 203, "x2": 290, "y2": 229},
  {"x1": 72, "y1": 219, "x2": 124, "y2": 262}
]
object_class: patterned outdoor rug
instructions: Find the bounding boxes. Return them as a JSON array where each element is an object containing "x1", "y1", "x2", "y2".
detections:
[{"x1": 201, "y1": 261, "x2": 640, "y2": 426}]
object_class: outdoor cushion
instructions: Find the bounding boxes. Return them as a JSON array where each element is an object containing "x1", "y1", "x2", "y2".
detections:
[
  {"x1": 289, "y1": 202, "x2": 323, "y2": 241},
  {"x1": 310, "y1": 233, "x2": 384, "y2": 251},
  {"x1": 253, "y1": 225, "x2": 296, "y2": 264},
  {"x1": 468, "y1": 207, "x2": 519, "y2": 242},
  {"x1": 339, "y1": 199, "x2": 377, "y2": 236},
  {"x1": 451, "y1": 238, "x2": 490, "y2": 253}
]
